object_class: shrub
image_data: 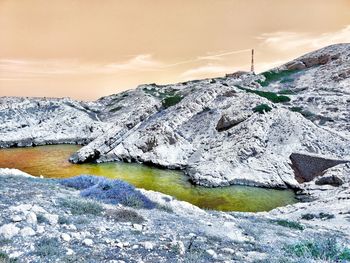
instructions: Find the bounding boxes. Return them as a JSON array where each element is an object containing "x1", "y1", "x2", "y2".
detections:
[
  {"x1": 289, "y1": 107, "x2": 315, "y2": 119},
  {"x1": 60, "y1": 175, "x2": 102, "y2": 190},
  {"x1": 35, "y1": 237, "x2": 63, "y2": 257},
  {"x1": 36, "y1": 213, "x2": 49, "y2": 224},
  {"x1": 60, "y1": 176, "x2": 156, "y2": 209},
  {"x1": 237, "y1": 86, "x2": 290, "y2": 103},
  {"x1": 110, "y1": 106, "x2": 123, "y2": 112},
  {"x1": 104, "y1": 208, "x2": 144, "y2": 223},
  {"x1": 285, "y1": 237, "x2": 350, "y2": 261},
  {"x1": 273, "y1": 219, "x2": 304, "y2": 230},
  {"x1": 162, "y1": 94, "x2": 183, "y2": 108},
  {"x1": 60, "y1": 198, "x2": 103, "y2": 215},
  {"x1": 58, "y1": 215, "x2": 71, "y2": 225},
  {"x1": 253, "y1": 104, "x2": 272, "y2": 114},
  {"x1": 0, "y1": 252, "x2": 17, "y2": 263},
  {"x1": 278, "y1": 89, "x2": 295, "y2": 95},
  {"x1": 257, "y1": 69, "x2": 300, "y2": 87}
]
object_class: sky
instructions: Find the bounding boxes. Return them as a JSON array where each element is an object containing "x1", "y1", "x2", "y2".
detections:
[{"x1": 1, "y1": 0, "x2": 350, "y2": 100}]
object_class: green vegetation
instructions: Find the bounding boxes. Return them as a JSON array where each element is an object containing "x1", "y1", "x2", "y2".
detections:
[
  {"x1": 253, "y1": 104, "x2": 272, "y2": 114},
  {"x1": 156, "y1": 204, "x2": 174, "y2": 213},
  {"x1": 59, "y1": 198, "x2": 103, "y2": 216},
  {"x1": 143, "y1": 86, "x2": 184, "y2": 108},
  {"x1": 104, "y1": 208, "x2": 144, "y2": 223},
  {"x1": 58, "y1": 215, "x2": 71, "y2": 225},
  {"x1": 289, "y1": 106, "x2": 315, "y2": 119},
  {"x1": 278, "y1": 89, "x2": 295, "y2": 95},
  {"x1": 257, "y1": 69, "x2": 300, "y2": 87},
  {"x1": 284, "y1": 237, "x2": 350, "y2": 261},
  {"x1": 273, "y1": 219, "x2": 304, "y2": 230},
  {"x1": 110, "y1": 106, "x2": 123, "y2": 112},
  {"x1": 35, "y1": 238, "x2": 63, "y2": 258},
  {"x1": 162, "y1": 94, "x2": 183, "y2": 108},
  {"x1": 0, "y1": 252, "x2": 17, "y2": 263},
  {"x1": 301, "y1": 212, "x2": 335, "y2": 220},
  {"x1": 238, "y1": 86, "x2": 290, "y2": 103},
  {"x1": 36, "y1": 213, "x2": 49, "y2": 224}
]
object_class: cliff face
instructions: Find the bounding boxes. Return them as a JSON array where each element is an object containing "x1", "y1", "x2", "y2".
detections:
[{"x1": 1, "y1": 44, "x2": 350, "y2": 188}]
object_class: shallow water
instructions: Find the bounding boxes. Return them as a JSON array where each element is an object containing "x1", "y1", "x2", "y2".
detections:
[{"x1": 0, "y1": 145, "x2": 296, "y2": 212}]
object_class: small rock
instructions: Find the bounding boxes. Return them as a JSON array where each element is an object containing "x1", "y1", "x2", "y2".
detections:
[
  {"x1": 36, "y1": 225, "x2": 45, "y2": 234},
  {"x1": 66, "y1": 248, "x2": 74, "y2": 255},
  {"x1": 69, "y1": 224, "x2": 77, "y2": 231},
  {"x1": 0, "y1": 224, "x2": 20, "y2": 239},
  {"x1": 11, "y1": 215, "x2": 23, "y2": 222},
  {"x1": 26, "y1": 212, "x2": 37, "y2": 225},
  {"x1": 83, "y1": 238, "x2": 93, "y2": 246},
  {"x1": 206, "y1": 249, "x2": 217, "y2": 259},
  {"x1": 61, "y1": 233, "x2": 71, "y2": 242},
  {"x1": 10, "y1": 204, "x2": 32, "y2": 213},
  {"x1": 221, "y1": 248, "x2": 235, "y2": 255},
  {"x1": 44, "y1": 214, "x2": 59, "y2": 225},
  {"x1": 132, "y1": 245, "x2": 139, "y2": 249},
  {"x1": 98, "y1": 226, "x2": 106, "y2": 232},
  {"x1": 71, "y1": 232, "x2": 81, "y2": 240},
  {"x1": 143, "y1": 241, "x2": 154, "y2": 250},
  {"x1": 133, "y1": 224, "x2": 143, "y2": 231},
  {"x1": 20, "y1": 227, "x2": 36, "y2": 237},
  {"x1": 31, "y1": 205, "x2": 47, "y2": 214},
  {"x1": 116, "y1": 242, "x2": 124, "y2": 248}
]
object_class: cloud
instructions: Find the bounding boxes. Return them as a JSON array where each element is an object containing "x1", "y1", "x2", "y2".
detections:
[
  {"x1": 103, "y1": 54, "x2": 163, "y2": 72},
  {"x1": 0, "y1": 55, "x2": 165, "y2": 80},
  {"x1": 180, "y1": 64, "x2": 240, "y2": 80},
  {"x1": 258, "y1": 25, "x2": 350, "y2": 51}
]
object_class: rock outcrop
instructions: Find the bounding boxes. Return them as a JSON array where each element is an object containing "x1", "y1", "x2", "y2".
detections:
[{"x1": 1, "y1": 44, "x2": 350, "y2": 189}]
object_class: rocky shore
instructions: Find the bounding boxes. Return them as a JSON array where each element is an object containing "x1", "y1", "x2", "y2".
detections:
[{"x1": 0, "y1": 169, "x2": 349, "y2": 263}]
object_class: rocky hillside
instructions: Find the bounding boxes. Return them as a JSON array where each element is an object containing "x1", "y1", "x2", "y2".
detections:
[
  {"x1": 70, "y1": 44, "x2": 350, "y2": 188},
  {"x1": 1, "y1": 169, "x2": 349, "y2": 263},
  {"x1": 1, "y1": 44, "x2": 349, "y2": 189}
]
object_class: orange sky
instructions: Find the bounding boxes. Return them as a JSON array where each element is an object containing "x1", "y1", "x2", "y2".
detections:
[{"x1": 1, "y1": 0, "x2": 350, "y2": 100}]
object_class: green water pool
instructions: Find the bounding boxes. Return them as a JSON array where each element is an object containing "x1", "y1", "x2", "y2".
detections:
[{"x1": 0, "y1": 145, "x2": 296, "y2": 212}]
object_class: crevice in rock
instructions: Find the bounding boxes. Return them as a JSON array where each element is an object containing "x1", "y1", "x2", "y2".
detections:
[{"x1": 289, "y1": 153, "x2": 349, "y2": 183}]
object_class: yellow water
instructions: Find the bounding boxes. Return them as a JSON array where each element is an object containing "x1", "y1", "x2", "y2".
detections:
[{"x1": 0, "y1": 145, "x2": 296, "y2": 212}]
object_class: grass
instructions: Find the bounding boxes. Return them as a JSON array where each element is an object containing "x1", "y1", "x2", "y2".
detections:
[
  {"x1": 284, "y1": 237, "x2": 350, "y2": 261},
  {"x1": 237, "y1": 86, "x2": 291, "y2": 103},
  {"x1": 60, "y1": 198, "x2": 103, "y2": 216},
  {"x1": 35, "y1": 237, "x2": 63, "y2": 258},
  {"x1": 257, "y1": 69, "x2": 300, "y2": 87},
  {"x1": 253, "y1": 104, "x2": 272, "y2": 114},
  {"x1": 272, "y1": 219, "x2": 304, "y2": 230}
]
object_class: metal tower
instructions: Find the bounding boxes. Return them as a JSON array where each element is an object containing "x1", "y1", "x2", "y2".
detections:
[{"x1": 250, "y1": 49, "x2": 255, "y2": 74}]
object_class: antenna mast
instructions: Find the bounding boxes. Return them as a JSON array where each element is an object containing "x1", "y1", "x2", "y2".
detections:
[{"x1": 250, "y1": 49, "x2": 255, "y2": 74}]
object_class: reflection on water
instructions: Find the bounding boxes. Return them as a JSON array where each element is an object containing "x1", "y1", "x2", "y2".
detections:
[{"x1": 0, "y1": 145, "x2": 296, "y2": 212}]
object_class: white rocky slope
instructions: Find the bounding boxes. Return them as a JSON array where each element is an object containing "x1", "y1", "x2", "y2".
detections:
[
  {"x1": 1, "y1": 44, "x2": 350, "y2": 189},
  {"x1": 0, "y1": 89, "x2": 160, "y2": 148},
  {"x1": 252, "y1": 43, "x2": 350, "y2": 137},
  {"x1": 69, "y1": 44, "x2": 350, "y2": 188}
]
